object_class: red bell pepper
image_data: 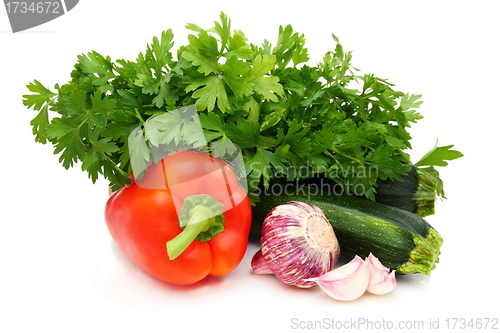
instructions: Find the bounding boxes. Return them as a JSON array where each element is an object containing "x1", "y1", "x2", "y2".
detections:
[{"x1": 105, "y1": 150, "x2": 252, "y2": 285}]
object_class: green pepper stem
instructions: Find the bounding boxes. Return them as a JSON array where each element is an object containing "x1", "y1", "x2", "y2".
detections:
[{"x1": 166, "y1": 195, "x2": 225, "y2": 260}]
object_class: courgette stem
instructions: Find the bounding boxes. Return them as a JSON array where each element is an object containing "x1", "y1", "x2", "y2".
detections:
[
  {"x1": 398, "y1": 228, "x2": 443, "y2": 275},
  {"x1": 413, "y1": 168, "x2": 439, "y2": 217}
]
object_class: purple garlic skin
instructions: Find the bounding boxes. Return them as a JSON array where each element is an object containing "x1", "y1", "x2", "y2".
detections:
[
  {"x1": 251, "y1": 249, "x2": 274, "y2": 275},
  {"x1": 257, "y1": 201, "x2": 340, "y2": 288}
]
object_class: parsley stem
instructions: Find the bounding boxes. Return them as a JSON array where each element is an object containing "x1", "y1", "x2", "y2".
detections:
[{"x1": 134, "y1": 109, "x2": 146, "y2": 126}]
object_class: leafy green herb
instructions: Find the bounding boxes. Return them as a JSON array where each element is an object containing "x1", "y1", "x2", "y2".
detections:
[
  {"x1": 415, "y1": 143, "x2": 464, "y2": 168},
  {"x1": 414, "y1": 142, "x2": 464, "y2": 199},
  {"x1": 22, "y1": 12, "x2": 462, "y2": 200}
]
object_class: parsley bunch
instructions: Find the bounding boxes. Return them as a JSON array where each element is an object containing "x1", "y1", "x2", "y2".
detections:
[{"x1": 23, "y1": 12, "x2": 461, "y2": 201}]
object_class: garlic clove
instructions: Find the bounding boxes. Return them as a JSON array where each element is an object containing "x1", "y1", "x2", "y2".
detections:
[
  {"x1": 305, "y1": 256, "x2": 369, "y2": 301},
  {"x1": 366, "y1": 253, "x2": 397, "y2": 295},
  {"x1": 251, "y1": 249, "x2": 275, "y2": 275}
]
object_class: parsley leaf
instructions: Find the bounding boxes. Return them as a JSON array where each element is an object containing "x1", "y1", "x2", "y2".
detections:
[
  {"x1": 415, "y1": 143, "x2": 464, "y2": 167},
  {"x1": 23, "y1": 11, "x2": 462, "y2": 202},
  {"x1": 246, "y1": 146, "x2": 286, "y2": 189},
  {"x1": 186, "y1": 75, "x2": 230, "y2": 112},
  {"x1": 23, "y1": 80, "x2": 57, "y2": 144}
]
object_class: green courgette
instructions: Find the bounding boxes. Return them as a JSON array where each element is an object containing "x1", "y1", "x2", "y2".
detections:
[
  {"x1": 251, "y1": 183, "x2": 443, "y2": 276},
  {"x1": 374, "y1": 165, "x2": 439, "y2": 218},
  {"x1": 301, "y1": 165, "x2": 440, "y2": 217}
]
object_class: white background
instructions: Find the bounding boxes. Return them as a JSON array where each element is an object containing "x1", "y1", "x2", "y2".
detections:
[{"x1": 1, "y1": 1, "x2": 499, "y2": 332}]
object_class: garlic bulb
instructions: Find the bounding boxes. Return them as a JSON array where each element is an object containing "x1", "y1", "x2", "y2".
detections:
[
  {"x1": 251, "y1": 201, "x2": 340, "y2": 288},
  {"x1": 304, "y1": 256, "x2": 370, "y2": 301}
]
